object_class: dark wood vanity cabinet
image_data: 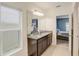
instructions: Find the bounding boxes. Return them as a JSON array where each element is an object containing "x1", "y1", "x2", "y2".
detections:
[
  {"x1": 38, "y1": 33, "x2": 52, "y2": 56},
  {"x1": 38, "y1": 38, "x2": 43, "y2": 56},
  {"x1": 28, "y1": 33, "x2": 52, "y2": 56},
  {"x1": 28, "y1": 38, "x2": 37, "y2": 56},
  {"x1": 48, "y1": 33, "x2": 52, "y2": 46},
  {"x1": 38, "y1": 36, "x2": 48, "y2": 56}
]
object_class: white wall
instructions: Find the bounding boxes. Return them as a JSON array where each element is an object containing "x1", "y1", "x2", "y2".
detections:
[
  {"x1": 38, "y1": 16, "x2": 56, "y2": 45},
  {"x1": 27, "y1": 11, "x2": 33, "y2": 34},
  {"x1": 39, "y1": 17, "x2": 53, "y2": 31}
]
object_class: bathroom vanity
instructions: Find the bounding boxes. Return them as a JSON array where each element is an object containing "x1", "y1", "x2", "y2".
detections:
[{"x1": 27, "y1": 31, "x2": 52, "y2": 56}]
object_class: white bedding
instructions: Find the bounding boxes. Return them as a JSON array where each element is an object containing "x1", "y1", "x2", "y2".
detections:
[{"x1": 57, "y1": 31, "x2": 69, "y2": 37}]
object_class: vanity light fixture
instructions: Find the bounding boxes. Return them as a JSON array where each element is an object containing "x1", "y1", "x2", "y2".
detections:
[{"x1": 33, "y1": 10, "x2": 44, "y2": 16}]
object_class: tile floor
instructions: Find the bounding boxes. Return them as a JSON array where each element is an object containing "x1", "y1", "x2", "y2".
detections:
[
  {"x1": 57, "y1": 39, "x2": 69, "y2": 47},
  {"x1": 42, "y1": 39, "x2": 70, "y2": 56}
]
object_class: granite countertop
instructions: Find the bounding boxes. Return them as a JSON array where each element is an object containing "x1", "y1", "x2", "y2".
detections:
[{"x1": 27, "y1": 31, "x2": 52, "y2": 40}]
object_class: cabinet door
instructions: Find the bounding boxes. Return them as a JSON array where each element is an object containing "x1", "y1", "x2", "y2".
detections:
[
  {"x1": 43, "y1": 36, "x2": 48, "y2": 51},
  {"x1": 28, "y1": 38, "x2": 37, "y2": 56},
  {"x1": 38, "y1": 39, "x2": 43, "y2": 56},
  {"x1": 42, "y1": 38, "x2": 46, "y2": 52},
  {"x1": 48, "y1": 33, "x2": 52, "y2": 45},
  {"x1": 38, "y1": 42, "x2": 43, "y2": 56},
  {"x1": 37, "y1": 33, "x2": 52, "y2": 56}
]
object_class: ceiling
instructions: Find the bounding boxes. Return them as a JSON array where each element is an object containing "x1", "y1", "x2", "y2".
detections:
[
  {"x1": 26, "y1": 2, "x2": 72, "y2": 12},
  {"x1": 1, "y1": 2, "x2": 72, "y2": 10},
  {"x1": 26, "y1": 2, "x2": 73, "y2": 16},
  {"x1": 32, "y1": 2, "x2": 72, "y2": 9},
  {"x1": 1, "y1": 2, "x2": 73, "y2": 17}
]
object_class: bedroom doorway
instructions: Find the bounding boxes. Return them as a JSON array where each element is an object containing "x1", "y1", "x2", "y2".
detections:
[{"x1": 56, "y1": 15, "x2": 69, "y2": 48}]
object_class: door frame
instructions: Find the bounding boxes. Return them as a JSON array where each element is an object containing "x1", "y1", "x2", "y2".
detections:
[
  {"x1": 56, "y1": 15, "x2": 72, "y2": 56},
  {"x1": 73, "y1": 2, "x2": 79, "y2": 56}
]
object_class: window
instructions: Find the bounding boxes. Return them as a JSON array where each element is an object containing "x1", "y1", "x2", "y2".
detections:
[
  {"x1": 0, "y1": 6, "x2": 22, "y2": 56},
  {"x1": 1, "y1": 6, "x2": 20, "y2": 25}
]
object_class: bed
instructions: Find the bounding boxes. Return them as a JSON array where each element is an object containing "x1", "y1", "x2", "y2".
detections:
[{"x1": 57, "y1": 30, "x2": 69, "y2": 41}]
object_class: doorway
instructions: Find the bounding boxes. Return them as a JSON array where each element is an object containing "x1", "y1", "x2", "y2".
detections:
[{"x1": 56, "y1": 15, "x2": 69, "y2": 48}]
